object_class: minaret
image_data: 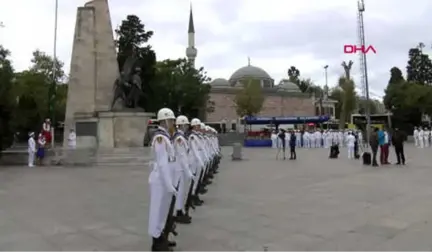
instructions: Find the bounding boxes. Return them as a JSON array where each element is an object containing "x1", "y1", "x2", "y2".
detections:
[{"x1": 185, "y1": 4, "x2": 197, "y2": 68}]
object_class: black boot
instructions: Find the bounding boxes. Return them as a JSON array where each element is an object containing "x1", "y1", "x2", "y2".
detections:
[
  {"x1": 151, "y1": 236, "x2": 171, "y2": 251},
  {"x1": 208, "y1": 173, "x2": 214, "y2": 179},
  {"x1": 199, "y1": 187, "x2": 208, "y2": 194},
  {"x1": 192, "y1": 195, "x2": 204, "y2": 205},
  {"x1": 175, "y1": 210, "x2": 191, "y2": 224}
]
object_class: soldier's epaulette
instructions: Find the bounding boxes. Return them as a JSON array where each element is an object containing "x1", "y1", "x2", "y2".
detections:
[
  {"x1": 152, "y1": 129, "x2": 170, "y2": 143},
  {"x1": 172, "y1": 131, "x2": 184, "y2": 141}
]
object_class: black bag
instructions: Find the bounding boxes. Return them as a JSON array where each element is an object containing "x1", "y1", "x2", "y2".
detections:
[
  {"x1": 362, "y1": 152, "x2": 371, "y2": 165},
  {"x1": 329, "y1": 144, "x2": 339, "y2": 159}
]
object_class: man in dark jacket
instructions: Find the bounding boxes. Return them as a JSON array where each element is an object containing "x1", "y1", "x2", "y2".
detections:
[
  {"x1": 369, "y1": 127, "x2": 379, "y2": 166},
  {"x1": 289, "y1": 130, "x2": 297, "y2": 160},
  {"x1": 391, "y1": 128, "x2": 406, "y2": 165}
]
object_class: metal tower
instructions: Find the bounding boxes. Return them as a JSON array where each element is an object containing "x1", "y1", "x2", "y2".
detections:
[
  {"x1": 357, "y1": 0, "x2": 372, "y2": 147},
  {"x1": 357, "y1": 1, "x2": 366, "y2": 98}
]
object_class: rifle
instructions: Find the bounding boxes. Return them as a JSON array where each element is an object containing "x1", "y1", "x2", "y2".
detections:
[
  {"x1": 185, "y1": 177, "x2": 196, "y2": 214},
  {"x1": 194, "y1": 169, "x2": 204, "y2": 195},
  {"x1": 163, "y1": 184, "x2": 179, "y2": 238}
]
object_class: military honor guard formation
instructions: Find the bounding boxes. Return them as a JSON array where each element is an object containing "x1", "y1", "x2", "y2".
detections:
[{"x1": 148, "y1": 107, "x2": 221, "y2": 251}]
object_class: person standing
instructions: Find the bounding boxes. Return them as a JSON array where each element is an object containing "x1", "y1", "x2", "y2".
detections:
[
  {"x1": 28, "y1": 132, "x2": 36, "y2": 167},
  {"x1": 419, "y1": 127, "x2": 425, "y2": 148},
  {"x1": 68, "y1": 129, "x2": 77, "y2": 149},
  {"x1": 424, "y1": 127, "x2": 430, "y2": 148},
  {"x1": 148, "y1": 108, "x2": 178, "y2": 251},
  {"x1": 42, "y1": 118, "x2": 52, "y2": 148},
  {"x1": 383, "y1": 130, "x2": 390, "y2": 164},
  {"x1": 276, "y1": 129, "x2": 286, "y2": 160},
  {"x1": 36, "y1": 133, "x2": 46, "y2": 166},
  {"x1": 391, "y1": 128, "x2": 406, "y2": 165},
  {"x1": 413, "y1": 127, "x2": 419, "y2": 147},
  {"x1": 271, "y1": 130, "x2": 277, "y2": 148},
  {"x1": 346, "y1": 132, "x2": 356, "y2": 159},
  {"x1": 289, "y1": 130, "x2": 297, "y2": 160},
  {"x1": 369, "y1": 128, "x2": 379, "y2": 166},
  {"x1": 172, "y1": 115, "x2": 193, "y2": 224}
]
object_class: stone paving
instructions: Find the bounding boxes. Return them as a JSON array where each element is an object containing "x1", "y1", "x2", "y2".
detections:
[{"x1": 2, "y1": 145, "x2": 432, "y2": 250}]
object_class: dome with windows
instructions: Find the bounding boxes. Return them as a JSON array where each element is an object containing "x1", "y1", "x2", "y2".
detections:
[
  {"x1": 210, "y1": 78, "x2": 230, "y2": 87},
  {"x1": 229, "y1": 65, "x2": 274, "y2": 87},
  {"x1": 277, "y1": 79, "x2": 301, "y2": 93}
]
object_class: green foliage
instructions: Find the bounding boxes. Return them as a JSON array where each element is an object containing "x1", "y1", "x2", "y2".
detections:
[
  {"x1": 337, "y1": 61, "x2": 357, "y2": 129},
  {"x1": 338, "y1": 76, "x2": 357, "y2": 128},
  {"x1": 115, "y1": 15, "x2": 157, "y2": 111},
  {"x1": 287, "y1": 66, "x2": 300, "y2": 83},
  {"x1": 357, "y1": 98, "x2": 378, "y2": 114},
  {"x1": 6, "y1": 50, "x2": 67, "y2": 142},
  {"x1": 151, "y1": 58, "x2": 212, "y2": 118},
  {"x1": 406, "y1": 44, "x2": 432, "y2": 85},
  {"x1": 0, "y1": 45, "x2": 15, "y2": 151},
  {"x1": 329, "y1": 87, "x2": 343, "y2": 119},
  {"x1": 234, "y1": 78, "x2": 264, "y2": 117}
]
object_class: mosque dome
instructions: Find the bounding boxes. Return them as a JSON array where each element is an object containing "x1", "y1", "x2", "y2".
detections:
[
  {"x1": 229, "y1": 65, "x2": 273, "y2": 86},
  {"x1": 210, "y1": 78, "x2": 230, "y2": 87},
  {"x1": 277, "y1": 79, "x2": 301, "y2": 92}
]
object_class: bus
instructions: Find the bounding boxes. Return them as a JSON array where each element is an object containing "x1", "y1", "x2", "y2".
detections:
[{"x1": 351, "y1": 113, "x2": 392, "y2": 131}]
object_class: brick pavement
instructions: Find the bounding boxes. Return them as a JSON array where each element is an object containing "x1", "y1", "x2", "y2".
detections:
[{"x1": 1, "y1": 145, "x2": 432, "y2": 250}]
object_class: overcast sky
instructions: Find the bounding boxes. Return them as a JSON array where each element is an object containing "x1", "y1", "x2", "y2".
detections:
[{"x1": 1, "y1": 0, "x2": 432, "y2": 99}]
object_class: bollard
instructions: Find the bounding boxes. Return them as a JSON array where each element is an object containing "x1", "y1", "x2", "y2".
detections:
[{"x1": 231, "y1": 142, "x2": 243, "y2": 160}]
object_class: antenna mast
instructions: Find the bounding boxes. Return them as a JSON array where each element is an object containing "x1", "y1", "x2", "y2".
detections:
[{"x1": 357, "y1": 0, "x2": 366, "y2": 98}]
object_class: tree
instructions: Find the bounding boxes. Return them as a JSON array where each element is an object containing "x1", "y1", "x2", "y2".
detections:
[
  {"x1": 341, "y1": 60, "x2": 354, "y2": 79},
  {"x1": 287, "y1": 66, "x2": 300, "y2": 83},
  {"x1": 406, "y1": 43, "x2": 432, "y2": 85},
  {"x1": 0, "y1": 45, "x2": 15, "y2": 151},
  {"x1": 11, "y1": 50, "x2": 67, "y2": 139},
  {"x1": 234, "y1": 78, "x2": 264, "y2": 117},
  {"x1": 338, "y1": 76, "x2": 357, "y2": 129},
  {"x1": 329, "y1": 87, "x2": 343, "y2": 119},
  {"x1": 357, "y1": 98, "x2": 377, "y2": 114},
  {"x1": 30, "y1": 50, "x2": 65, "y2": 83},
  {"x1": 151, "y1": 58, "x2": 213, "y2": 118},
  {"x1": 336, "y1": 60, "x2": 357, "y2": 128},
  {"x1": 384, "y1": 67, "x2": 422, "y2": 132},
  {"x1": 115, "y1": 15, "x2": 157, "y2": 111}
]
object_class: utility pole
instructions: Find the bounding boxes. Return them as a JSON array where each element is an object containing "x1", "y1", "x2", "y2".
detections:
[{"x1": 49, "y1": 0, "x2": 59, "y2": 148}]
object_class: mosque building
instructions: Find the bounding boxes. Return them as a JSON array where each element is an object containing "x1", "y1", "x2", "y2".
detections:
[{"x1": 185, "y1": 6, "x2": 336, "y2": 126}]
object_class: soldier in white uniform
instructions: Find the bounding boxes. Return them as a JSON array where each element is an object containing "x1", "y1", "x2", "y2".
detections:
[
  {"x1": 172, "y1": 115, "x2": 194, "y2": 225},
  {"x1": 28, "y1": 132, "x2": 36, "y2": 167},
  {"x1": 148, "y1": 108, "x2": 178, "y2": 251},
  {"x1": 424, "y1": 127, "x2": 430, "y2": 148},
  {"x1": 419, "y1": 127, "x2": 425, "y2": 148},
  {"x1": 413, "y1": 127, "x2": 419, "y2": 147},
  {"x1": 189, "y1": 119, "x2": 206, "y2": 205}
]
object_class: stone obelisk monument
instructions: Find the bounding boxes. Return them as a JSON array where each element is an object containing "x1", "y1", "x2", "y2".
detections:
[{"x1": 64, "y1": 0, "x2": 153, "y2": 149}]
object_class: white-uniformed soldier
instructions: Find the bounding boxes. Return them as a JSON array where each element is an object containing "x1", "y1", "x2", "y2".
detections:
[
  {"x1": 172, "y1": 115, "x2": 194, "y2": 224},
  {"x1": 188, "y1": 118, "x2": 206, "y2": 205},
  {"x1": 199, "y1": 123, "x2": 212, "y2": 188},
  {"x1": 148, "y1": 108, "x2": 177, "y2": 251}
]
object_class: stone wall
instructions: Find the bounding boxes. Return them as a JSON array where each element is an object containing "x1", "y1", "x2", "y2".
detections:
[{"x1": 207, "y1": 92, "x2": 315, "y2": 122}]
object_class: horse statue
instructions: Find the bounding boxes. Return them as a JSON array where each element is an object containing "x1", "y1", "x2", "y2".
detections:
[{"x1": 111, "y1": 56, "x2": 143, "y2": 110}]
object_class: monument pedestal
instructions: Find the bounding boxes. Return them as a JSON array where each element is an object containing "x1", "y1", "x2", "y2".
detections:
[{"x1": 98, "y1": 111, "x2": 154, "y2": 148}]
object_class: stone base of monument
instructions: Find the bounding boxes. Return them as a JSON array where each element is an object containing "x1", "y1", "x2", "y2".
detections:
[
  {"x1": 72, "y1": 111, "x2": 154, "y2": 149},
  {"x1": 59, "y1": 111, "x2": 154, "y2": 166},
  {"x1": 98, "y1": 111, "x2": 154, "y2": 148}
]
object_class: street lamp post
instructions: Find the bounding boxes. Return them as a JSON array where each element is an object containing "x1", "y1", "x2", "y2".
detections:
[
  {"x1": 321, "y1": 65, "x2": 329, "y2": 116},
  {"x1": 49, "y1": 0, "x2": 59, "y2": 148}
]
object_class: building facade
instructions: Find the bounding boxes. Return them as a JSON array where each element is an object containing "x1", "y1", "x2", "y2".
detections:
[{"x1": 185, "y1": 6, "x2": 335, "y2": 125}]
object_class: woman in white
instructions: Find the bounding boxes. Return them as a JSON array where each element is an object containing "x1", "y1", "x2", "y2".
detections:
[
  {"x1": 346, "y1": 132, "x2": 356, "y2": 159},
  {"x1": 271, "y1": 130, "x2": 277, "y2": 148}
]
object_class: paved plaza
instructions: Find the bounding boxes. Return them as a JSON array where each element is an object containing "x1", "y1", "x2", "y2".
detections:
[{"x1": 1, "y1": 145, "x2": 432, "y2": 250}]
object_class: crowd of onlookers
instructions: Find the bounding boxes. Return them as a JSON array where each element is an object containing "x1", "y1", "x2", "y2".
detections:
[{"x1": 369, "y1": 127, "x2": 407, "y2": 166}]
